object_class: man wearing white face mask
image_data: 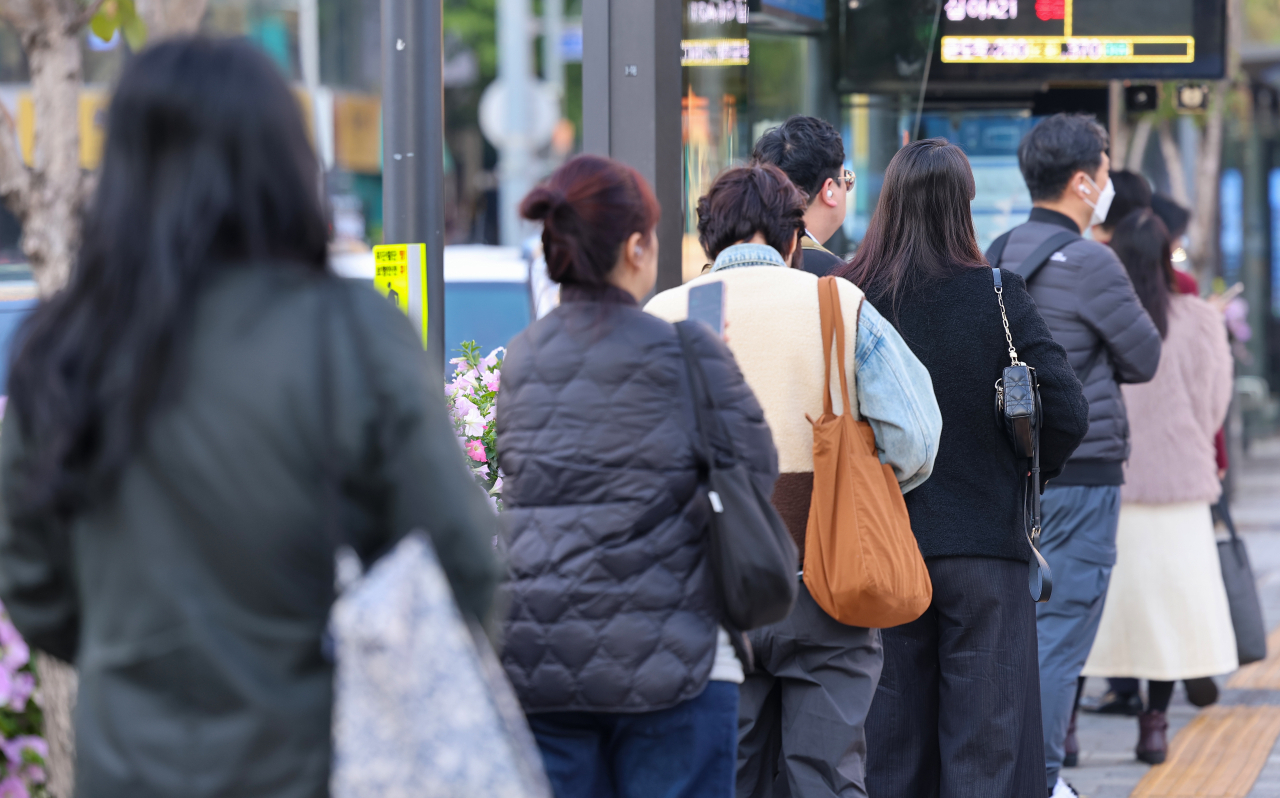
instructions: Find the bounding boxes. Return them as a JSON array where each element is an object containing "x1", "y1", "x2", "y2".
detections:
[{"x1": 986, "y1": 114, "x2": 1162, "y2": 798}]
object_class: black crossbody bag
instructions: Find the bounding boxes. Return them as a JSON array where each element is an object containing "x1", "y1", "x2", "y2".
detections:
[
  {"x1": 675, "y1": 322, "x2": 799, "y2": 635},
  {"x1": 992, "y1": 268, "x2": 1053, "y2": 603}
]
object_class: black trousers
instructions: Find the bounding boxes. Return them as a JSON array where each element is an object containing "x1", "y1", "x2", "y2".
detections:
[
  {"x1": 737, "y1": 585, "x2": 883, "y2": 798},
  {"x1": 865, "y1": 557, "x2": 1046, "y2": 798}
]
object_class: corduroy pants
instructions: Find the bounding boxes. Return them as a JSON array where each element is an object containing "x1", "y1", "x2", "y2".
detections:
[{"x1": 866, "y1": 556, "x2": 1046, "y2": 798}]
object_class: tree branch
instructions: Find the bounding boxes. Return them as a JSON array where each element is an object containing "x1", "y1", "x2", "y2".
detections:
[
  {"x1": 70, "y1": 0, "x2": 107, "y2": 32},
  {"x1": 0, "y1": 98, "x2": 31, "y2": 219},
  {"x1": 0, "y1": 0, "x2": 43, "y2": 35}
]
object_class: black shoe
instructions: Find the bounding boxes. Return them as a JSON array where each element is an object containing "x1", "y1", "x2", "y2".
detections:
[
  {"x1": 1184, "y1": 677, "x2": 1219, "y2": 708},
  {"x1": 1063, "y1": 706, "x2": 1079, "y2": 767},
  {"x1": 1080, "y1": 690, "x2": 1144, "y2": 716}
]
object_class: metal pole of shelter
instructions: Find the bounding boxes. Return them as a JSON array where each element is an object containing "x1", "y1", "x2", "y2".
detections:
[
  {"x1": 382, "y1": 0, "x2": 447, "y2": 372},
  {"x1": 582, "y1": 0, "x2": 684, "y2": 292}
]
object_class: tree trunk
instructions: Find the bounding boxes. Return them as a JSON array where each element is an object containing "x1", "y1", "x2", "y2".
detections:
[
  {"x1": 17, "y1": 20, "x2": 84, "y2": 294},
  {"x1": 1188, "y1": 82, "x2": 1228, "y2": 281},
  {"x1": 35, "y1": 655, "x2": 77, "y2": 798},
  {"x1": 1109, "y1": 80, "x2": 1131, "y2": 167},
  {"x1": 1157, "y1": 118, "x2": 1190, "y2": 207},
  {"x1": 1126, "y1": 116, "x2": 1153, "y2": 173}
]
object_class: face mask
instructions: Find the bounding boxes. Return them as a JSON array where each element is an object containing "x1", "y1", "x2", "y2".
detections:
[{"x1": 1080, "y1": 175, "x2": 1116, "y2": 227}]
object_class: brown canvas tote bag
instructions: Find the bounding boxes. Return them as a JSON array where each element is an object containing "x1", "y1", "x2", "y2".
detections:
[{"x1": 802, "y1": 276, "x2": 932, "y2": 628}]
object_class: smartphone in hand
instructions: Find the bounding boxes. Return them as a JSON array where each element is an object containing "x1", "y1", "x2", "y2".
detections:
[{"x1": 687, "y1": 282, "x2": 725, "y2": 337}]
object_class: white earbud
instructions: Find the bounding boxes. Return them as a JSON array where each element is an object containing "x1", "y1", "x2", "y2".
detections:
[
  {"x1": 634, "y1": 247, "x2": 642, "y2": 257},
  {"x1": 827, "y1": 190, "x2": 834, "y2": 197}
]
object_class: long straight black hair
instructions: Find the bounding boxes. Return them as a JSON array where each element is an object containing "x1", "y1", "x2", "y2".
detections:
[
  {"x1": 1108, "y1": 209, "x2": 1173, "y2": 339},
  {"x1": 8, "y1": 37, "x2": 329, "y2": 519},
  {"x1": 835, "y1": 139, "x2": 986, "y2": 316}
]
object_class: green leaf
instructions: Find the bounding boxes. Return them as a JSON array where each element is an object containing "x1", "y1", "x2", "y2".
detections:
[
  {"x1": 120, "y1": 0, "x2": 148, "y2": 52},
  {"x1": 89, "y1": 5, "x2": 118, "y2": 42}
]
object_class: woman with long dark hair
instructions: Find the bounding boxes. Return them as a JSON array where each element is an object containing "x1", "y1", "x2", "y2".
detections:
[
  {"x1": 0, "y1": 38, "x2": 500, "y2": 797},
  {"x1": 1080, "y1": 209, "x2": 1236, "y2": 765},
  {"x1": 835, "y1": 139, "x2": 1089, "y2": 794},
  {"x1": 498, "y1": 155, "x2": 778, "y2": 797}
]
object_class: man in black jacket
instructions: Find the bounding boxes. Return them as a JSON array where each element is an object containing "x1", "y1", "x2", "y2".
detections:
[
  {"x1": 991, "y1": 114, "x2": 1162, "y2": 798},
  {"x1": 752, "y1": 115, "x2": 853, "y2": 276}
]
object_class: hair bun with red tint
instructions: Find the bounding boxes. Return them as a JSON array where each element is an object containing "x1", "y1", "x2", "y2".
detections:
[{"x1": 518, "y1": 155, "x2": 660, "y2": 287}]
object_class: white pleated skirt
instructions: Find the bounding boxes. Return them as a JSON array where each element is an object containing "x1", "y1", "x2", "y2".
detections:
[{"x1": 1082, "y1": 502, "x2": 1238, "y2": 681}]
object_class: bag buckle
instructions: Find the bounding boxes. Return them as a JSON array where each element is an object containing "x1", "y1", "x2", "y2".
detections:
[{"x1": 708, "y1": 491, "x2": 724, "y2": 513}]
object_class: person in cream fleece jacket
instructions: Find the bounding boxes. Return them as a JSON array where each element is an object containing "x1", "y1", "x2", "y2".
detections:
[{"x1": 646, "y1": 163, "x2": 941, "y2": 798}]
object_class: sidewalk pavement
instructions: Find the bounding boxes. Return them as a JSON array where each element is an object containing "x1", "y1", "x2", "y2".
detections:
[{"x1": 1064, "y1": 436, "x2": 1280, "y2": 798}]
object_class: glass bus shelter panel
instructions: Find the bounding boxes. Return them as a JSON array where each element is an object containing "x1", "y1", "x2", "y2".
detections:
[
  {"x1": 842, "y1": 104, "x2": 1036, "y2": 253},
  {"x1": 920, "y1": 112, "x2": 1036, "y2": 249},
  {"x1": 838, "y1": 0, "x2": 946, "y2": 94},
  {"x1": 841, "y1": 93, "x2": 928, "y2": 251},
  {"x1": 683, "y1": 0, "x2": 750, "y2": 281},
  {"x1": 680, "y1": 1, "x2": 829, "y2": 280}
]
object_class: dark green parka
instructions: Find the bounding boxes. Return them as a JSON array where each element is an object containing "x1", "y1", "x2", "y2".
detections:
[{"x1": 0, "y1": 268, "x2": 501, "y2": 798}]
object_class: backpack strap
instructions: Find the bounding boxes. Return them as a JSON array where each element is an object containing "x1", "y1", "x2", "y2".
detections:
[
  {"x1": 984, "y1": 230, "x2": 1012, "y2": 268},
  {"x1": 1010, "y1": 229, "x2": 1081, "y2": 285}
]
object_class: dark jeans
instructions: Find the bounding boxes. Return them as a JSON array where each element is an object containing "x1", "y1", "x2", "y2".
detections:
[
  {"x1": 737, "y1": 584, "x2": 883, "y2": 798},
  {"x1": 1036, "y1": 484, "x2": 1119, "y2": 791},
  {"x1": 866, "y1": 557, "x2": 1046, "y2": 798},
  {"x1": 527, "y1": 681, "x2": 739, "y2": 798}
]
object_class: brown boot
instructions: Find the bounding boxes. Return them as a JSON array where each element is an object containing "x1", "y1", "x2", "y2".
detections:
[
  {"x1": 1063, "y1": 707, "x2": 1080, "y2": 767},
  {"x1": 1136, "y1": 709, "x2": 1168, "y2": 765}
]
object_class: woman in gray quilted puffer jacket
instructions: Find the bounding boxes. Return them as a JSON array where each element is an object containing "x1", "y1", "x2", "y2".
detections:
[{"x1": 497, "y1": 155, "x2": 779, "y2": 798}]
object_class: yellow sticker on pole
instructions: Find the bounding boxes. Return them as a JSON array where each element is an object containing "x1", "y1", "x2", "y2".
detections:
[{"x1": 372, "y1": 243, "x2": 428, "y2": 350}]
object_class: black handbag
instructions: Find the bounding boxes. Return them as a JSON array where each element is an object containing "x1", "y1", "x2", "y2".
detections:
[
  {"x1": 675, "y1": 321, "x2": 799, "y2": 633},
  {"x1": 1214, "y1": 495, "x2": 1268, "y2": 665},
  {"x1": 992, "y1": 268, "x2": 1053, "y2": 603}
]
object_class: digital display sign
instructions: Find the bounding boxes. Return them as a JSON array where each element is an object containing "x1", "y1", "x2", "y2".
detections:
[
  {"x1": 840, "y1": 0, "x2": 1225, "y2": 89},
  {"x1": 933, "y1": 0, "x2": 1225, "y2": 79}
]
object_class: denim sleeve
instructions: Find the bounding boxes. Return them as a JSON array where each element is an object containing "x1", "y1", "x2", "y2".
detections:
[{"x1": 855, "y1": 300, "x2": 943, "y2": 494}]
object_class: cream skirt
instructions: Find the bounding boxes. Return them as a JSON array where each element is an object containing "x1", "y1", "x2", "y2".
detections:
[{"x1": 1082, "y1": 502, "x2": 1238, "y2": 681}]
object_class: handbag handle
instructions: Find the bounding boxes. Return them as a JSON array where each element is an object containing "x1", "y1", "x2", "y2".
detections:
[{"x1": 817, "y1": 276, "x2": 860, "y2": 419}]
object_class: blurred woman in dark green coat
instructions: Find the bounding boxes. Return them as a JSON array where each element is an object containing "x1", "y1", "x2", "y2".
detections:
[{"x1": 0, "y1": 38, "x2": 500, "y2": 797}]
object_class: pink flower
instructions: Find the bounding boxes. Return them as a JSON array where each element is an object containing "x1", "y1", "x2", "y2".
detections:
[
  {"x1": 0, "y1": 618, "x2": 20, "y2": 649},
  {"x1": 7, "y1": 672, "x2": 34, "y2": 711},
  {"x1": 2, "y1": 736, "x2": 47, "y2": 764},
  {"x1": 0, "y1": 667, "x2": 13, "y2": 707},
  {"x1": 447, "y1": 371, "x2": 478, "y2": 396},
  {"x1": 473, "y1": 463, "x2": 490, "y2": 477},
  {"x1": 492, "y1": 476, "x2": 504, "y2": 493},
  {"x1": 465, "y1": 440, "x2": 488, "y2": 463},
  {"x1": 18, "y1": 766, "x2": 44, "y2": 785},
  {"x1": 0, "y1": 776, "x2": 27, "y2": 798},
  {"x1": 454, "y1": 395, "x2": 480, "y2": 418},
  {"x1": 481, "y1": 348, "x2": 505, "y2": 369},
  {"x1": 2, "y1": 634, "x2": 29, "y2": 672},
  {"x1": 482, "y1": 370, "x2": 501, "y2": 392}
]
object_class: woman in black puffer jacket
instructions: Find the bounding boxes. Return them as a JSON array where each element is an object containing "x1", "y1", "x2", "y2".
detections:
[{"x1": 497, "y1": 155, "x2": 778, "y2": 798}]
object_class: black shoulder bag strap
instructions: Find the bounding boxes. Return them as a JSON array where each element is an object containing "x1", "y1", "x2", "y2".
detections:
[{"x1": 992, "y1": 268, "x2": 1053, "y2": 603}]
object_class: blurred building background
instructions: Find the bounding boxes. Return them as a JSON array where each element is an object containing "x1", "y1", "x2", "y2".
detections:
[{"x1": 0, "y1": 0, "x2": 1279, "y2": 446}]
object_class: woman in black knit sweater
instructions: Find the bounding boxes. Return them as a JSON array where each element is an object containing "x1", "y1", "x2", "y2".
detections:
[{"x1": 835, "y1": 139, "x2": 1088, "y2": 796}]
